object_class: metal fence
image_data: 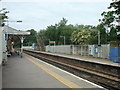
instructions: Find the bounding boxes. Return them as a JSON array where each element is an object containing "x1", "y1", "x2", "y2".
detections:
[{"x1": 46, "y1": 44, "x2": 110, "y2": 59}]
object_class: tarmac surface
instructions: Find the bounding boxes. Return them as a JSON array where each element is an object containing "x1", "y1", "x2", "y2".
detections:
[{"x1": 3, "y1": 53, "x2": 106, "y2": 89}]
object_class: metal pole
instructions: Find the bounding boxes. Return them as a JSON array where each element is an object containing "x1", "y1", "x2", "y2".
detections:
[
  {"x1": 20, "y1": 37, "x2": 24, "y2": 58},
  {"x1": 54, "y1": 41, "x2": 55, "y2": 46},
  {"x1": 64, "y1": 36, "x2": 65, "y2": 45},
  {"x1": 48, "y1": 39, "x2": 50, "y2": 46},
  {"x1": 60, "y1": 36, "x2": 65, "y2": 45},
  {"x1": 98, "y1": 30, "x2": 100, "y2": 45},
  {"x1": 97, "y1": 30, "x2": 101, "y2": 58}
]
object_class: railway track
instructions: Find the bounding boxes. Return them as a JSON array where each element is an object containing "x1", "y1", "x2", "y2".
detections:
[{"x1": 24, "y1": 49, "x2": 120, "y2": 90}]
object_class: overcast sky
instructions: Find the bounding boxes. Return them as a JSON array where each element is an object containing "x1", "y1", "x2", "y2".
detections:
[{"x1": 1, "y1": 0, "x2": 111, "y2": 31}]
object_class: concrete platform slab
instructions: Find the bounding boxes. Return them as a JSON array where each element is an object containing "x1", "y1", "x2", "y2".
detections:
[
  {"x1": 3, "y1": 53, "x2": 68, "y2": 88},
  {"x1": 3, "y1": 53, "x2": 106, "y2": 89}
]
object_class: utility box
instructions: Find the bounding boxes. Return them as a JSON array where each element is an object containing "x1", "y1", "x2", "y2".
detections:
[
  {"x1": 109, "y1": 47, "x2": 120, "y2": 63},
  {"x1": 109, "y1": 41, "x2": 120, "y2": 63}
]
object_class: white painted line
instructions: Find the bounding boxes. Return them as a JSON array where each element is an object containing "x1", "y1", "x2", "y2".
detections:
[{"x1": 28, "y1": 54, "x2": 107, "y2": 89}]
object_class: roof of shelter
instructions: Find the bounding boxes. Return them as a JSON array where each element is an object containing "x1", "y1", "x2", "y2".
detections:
[{"x1": 3, "y1": 25, "x2": 30, "y2": 35}]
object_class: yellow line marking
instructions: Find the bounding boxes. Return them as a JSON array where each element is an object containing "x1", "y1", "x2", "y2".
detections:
[{"x1": 25, "y1": 56, "x2": 82, "y2": 88}]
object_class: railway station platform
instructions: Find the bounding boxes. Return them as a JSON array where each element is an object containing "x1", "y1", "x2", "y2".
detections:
[
  {"x1": 46, "y1": 52, "x2": 119, "y2": 67},
  {"x1": 3, "y1": 52, "x2": 105, "y2": 89}
]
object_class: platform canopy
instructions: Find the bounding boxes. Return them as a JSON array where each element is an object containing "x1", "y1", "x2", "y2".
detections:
[
  {"x1": 3, "y1": 25, "x2": 30, "y2": 36},
  {"x1": 2, "y1": 25, "x2": 30, "y2": 43}
]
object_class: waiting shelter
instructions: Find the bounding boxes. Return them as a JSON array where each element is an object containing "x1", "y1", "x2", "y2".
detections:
[{"x1": 2, "y1": 25, "x2": 30, "y2": 63}]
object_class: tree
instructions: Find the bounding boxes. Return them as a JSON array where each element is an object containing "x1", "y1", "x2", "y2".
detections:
[
  {"x1": 60, "y1": 25, "x2": 76, "y2": 45},
  {"x1": 38, "y1": 18, "x2": 76, "y2": 45},
  {"x1": 0, "y1": 8, "x2": 9, "y2": 26},
  {"x1": 58, "y1": 17, "x2": 68, "y2": 26},
  {"x1": 37, "y1": 29, "x2": 47, "y2": 44},
  {"x1": 109, "y1": 27, "x2": 117, "y2": 41},
  {"x1": 45, "y1": 25, "x2": 57, "y2": 44},
  {"x1": 23, "y1": 29, "x2": 37, "y2": 46},
  {"x1": 100, "y1": 0, "x2": 119, "y2": 29},
  {"x1": 70, "y1": 29, "x2": 90, "y2": 45},
  {"x1": 38, "y1": 18, "x2": 97, "y2": 45},
  {"x1": 97, "y1": 24, "x2": 108, "y2": 44},
  {"x1": 70, "y1": 25, "x2": 97, "y2": 45},
  {"x1": 99, "y1": 0, "x2": 119, "y2": 42},
  {"x1": 89, "y1": 30, "x2": 98, "y2": 45}
]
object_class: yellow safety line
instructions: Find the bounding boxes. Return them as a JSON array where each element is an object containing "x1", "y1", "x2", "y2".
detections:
[{"x1": 25, "y1": 56, "x2": 82, "y2": 89}]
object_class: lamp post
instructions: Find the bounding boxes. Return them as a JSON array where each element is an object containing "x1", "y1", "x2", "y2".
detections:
[
  {"x1": 60, "y1": 36, "x2": 65, "y2": 45},
  {"x1": 93, "y1": 30, "x2": 101, "y2": 57},
  {"x1": 4, "y1": 20, "x2": 22, "y2": 22},
  {"x1": 4, "y1": 20, "x2": 22, "y2": 25},
  {"x1": 93, "y1": 30, "x2": 100, "y2": 46},
  {"x1": 98, "y1": 30, "x2": 100, "y2": 46}
]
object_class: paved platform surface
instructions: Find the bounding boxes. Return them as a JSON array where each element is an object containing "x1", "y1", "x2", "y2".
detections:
[
  {"x1": 45, "y1": 52, "x2": 120, "y2": 67},
  {"x1": 3, "y1": 53, "x2": 105, "y2": 89}
]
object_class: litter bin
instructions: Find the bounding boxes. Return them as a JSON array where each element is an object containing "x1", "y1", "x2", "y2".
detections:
[{"x1": 109, "y1": 47, "x2": 120, "y2": 63}]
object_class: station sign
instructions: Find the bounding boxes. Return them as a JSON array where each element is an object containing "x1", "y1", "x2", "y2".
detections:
[{"x1": 49, "y1": 41, "x2": 55, "y2": 44}]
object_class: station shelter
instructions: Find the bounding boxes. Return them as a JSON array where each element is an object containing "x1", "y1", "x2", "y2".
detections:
[{"x1": 0, "y1": 25, "x2": 30, "y2": 64}]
